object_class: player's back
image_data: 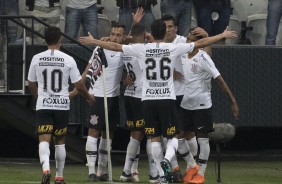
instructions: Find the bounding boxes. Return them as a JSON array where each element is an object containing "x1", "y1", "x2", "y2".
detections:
[
  {"x1": 28, "y1": 49, "x2": 81, "y2": 110},
  {"x1": 122, "y1": 42, "x2": 194, "y2": 100}
]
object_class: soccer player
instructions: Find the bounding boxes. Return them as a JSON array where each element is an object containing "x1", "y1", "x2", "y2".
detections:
[
  {"x1": 180, "y1": 27, "x2": 239, "y2": 184},
  {"x1": 119, "y1": 23, "x2": 159, "y2": 183},
  {"x1": 27, "y1": 26, "x2": 95, "y2": 184},
  {"x1": 79, "y1": 23, "x2": 126, "y2": 182},
  {"x1": 161, "y1": 15, "x2": 212, "y2": 183},
  {"x1": 79, "y1": 19, "x2": 237, "y2": 183}
]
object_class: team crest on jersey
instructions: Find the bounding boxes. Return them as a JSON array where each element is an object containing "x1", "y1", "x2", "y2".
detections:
[
  {"x1": 90, "y1": 115, "x2": 99, "y2": 125},
  {"x1": 191, "y1": 63, "x2": 198, "y2": 73}
]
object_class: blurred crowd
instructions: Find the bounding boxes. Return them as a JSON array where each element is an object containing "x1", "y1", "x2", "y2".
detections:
[{"x1": 0, "y1": 0, "x2": 281, "y2": 45}]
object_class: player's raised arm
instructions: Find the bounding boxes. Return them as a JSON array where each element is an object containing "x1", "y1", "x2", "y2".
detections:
[
  {"x1": 194, "y1": 27, "x2": 237, "y2": 49},
  {"x1": 79, "y1": 32, "x2": 123, "y2": 52}
]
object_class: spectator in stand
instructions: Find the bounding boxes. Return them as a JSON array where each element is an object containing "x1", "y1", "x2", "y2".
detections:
[
  {"x1": 0, "y1": 0, "x2": 19, "y2": 43},
  {"x1": 193, "y1": 0, "x2": 231, "y2": 44},
  {"x1": 116, "y1": 0, "x2": 157, "y2": 35},
  {"x1": 265, "y1": 0, "x2": 282, "y2": 45},
  {"x1": 64, "y1": 0, "x2": 98, "y2": 42},
  {"x1": 160, "y1": 0, "x2": 193, "y2": 36},
  {"x1": 25, "y1": 0, "x2": 61, "y2": 44}
]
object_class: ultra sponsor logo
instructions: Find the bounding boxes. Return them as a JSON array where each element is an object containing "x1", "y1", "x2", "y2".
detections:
[
  {"x1": 145, "y1": 127, "x2": 155, "y2": 135},
  {"x1": 127, "y1": 120, "x2": 134, "y2": 128},
  {"x1": 167, "y1": 126, "x2": 176, "y2": 136},
  {"x1": 38, "y1": 125, "x2": 53, "y2": 133},
  {"x1": 54, "y1": 127, "x2": 67, "y2": 136},
  {"x1": 136, "y1": 119, "x2": 145, "y2": 128}
]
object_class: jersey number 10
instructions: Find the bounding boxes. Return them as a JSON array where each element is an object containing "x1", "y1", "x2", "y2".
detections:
[{"x1": 42, "y1": 69, "x2": 63, "y2": 93}]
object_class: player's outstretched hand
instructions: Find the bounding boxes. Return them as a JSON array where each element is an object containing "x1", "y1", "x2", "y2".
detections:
[
  {"x1": 87, "y1": 94, "x2": 95, "y2": 106},
  {"x1": 222, "y1": 27, "x2": 237, "y2": 39},
  {"x1": 132, "y1": 7, "x2": 145, "y2": 25},
  {"x1": 123, "y1": 74, "x2": 134, "y2": 86},
  {"x1": 173, "y1": 69, "x2": 184, "y2": 80},
  {"x1": 79, "y1": 32, "x2": 95, "y2": 45}
]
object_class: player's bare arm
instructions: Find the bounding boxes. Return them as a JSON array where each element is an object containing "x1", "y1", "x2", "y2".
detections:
[
  {"x1": 74, "y1": 80, "x2": 95, "y2": 105},
  {"x1": 28, "y1": 81, "x2": 38, "y2": 98},
  {"x1": 69, "y1": 63, "x2": 92, "y2": 98},
  {"x1": 80, "y1": 32, "x2": 123, "y2": 52},
  {"x1": 215, "y1": 75, "x2": 240, "y2": 120},
  {"x1": 194, "y1": 27, "x2": 237, "y2": 50}
]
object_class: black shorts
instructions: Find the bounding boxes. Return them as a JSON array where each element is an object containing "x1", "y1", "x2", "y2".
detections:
[
  {"x1": 179, "y1": 107, "x2": 214, "y2": 133},
  {"x1": 174, "y1": 95, "x2": 183, "y2": 130},
  {"x1": 124, "y1": 96, "x2": 145, "y2": 131},
  {"x1": 36, "y1": 109, "x2": 69, "y2": 137},
  {"x1": 88, "y1": 96, "x2": 120, "y2": 131},
  {"x1": 142, "y1": 99, "x2": 178, "y2": 138}
]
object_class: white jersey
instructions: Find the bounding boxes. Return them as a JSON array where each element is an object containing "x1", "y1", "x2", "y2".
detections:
[
  {"x1": 122, "y1": 42, "x2": 194, "y2": 101},
  {"x1": 180, "y1": 49, "x2": 220, "y2": 110},
  {"x1": 123, "y1": 54, "x2": 143, "y2": 98},
  {"x1": 66, "y1": 0, "x2": 97, "y2": 9},
  {"x1": 172, "y1": 35, "x2": 186, "y2": 96},
  {"x1": 28, "y1": 49, "x2": 81, "y2": 110},
  {"x1": 89, "y1": 49, "x2": 124, "y2": 97}
]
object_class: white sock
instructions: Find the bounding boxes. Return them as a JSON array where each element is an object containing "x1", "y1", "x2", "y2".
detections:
[
  {"x1": 97, "y1": 138, "x2": 112, "y2": 176},
  {"x1": 170, "y1": 154, "x2": 179, "y2": 171},
  {"x1": 164, "y1": 137, "x2": 178, "y2": 162},
  {"x1": 186, "y1": 136, "x2": 198, "y2": 157},
  {"x1": 146, "y1": 139, "x2": 158, "y2": 177},
  {"x1": 55, "y1": 144, "x2": 66, "y2": 178},
  {"x1": 152, "y1": 141, "x2": 164, "y2": 177},
  {"x1": 123, "y1": 137, "x2": 140, "y2": 175},
  {"x1": 197, "y1": 138, "x2": 210, "y2": 176},
  {"x1": 131, "y1": 144, "x2": 140, "y2": 174},
  {"x1": 85, "y1": 136, "x2": 98, "y2": 175},
  {"x1": 178, "y1": 138, "x2": 196, "y2": 170},
  {"x1": 39, "y1": 141, "x2": 50, "y2": 172}
]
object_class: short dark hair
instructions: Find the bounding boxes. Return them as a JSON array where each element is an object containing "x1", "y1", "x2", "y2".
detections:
[
  {"x1": 161, "y1": 15, "x2": 177, "y2": 26},
  {"x1": 111, "y1": 22, "x2": 126, "y2": 33},
  {"x1": 150, "y1": 19, "x2": 166, "y2": 40},
  {"x1": 44, "y1": 26, "x2": 61, "y2": 45},
  {"x1": 131, "y1": 23, "x2": 146, "y2": 37}
]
